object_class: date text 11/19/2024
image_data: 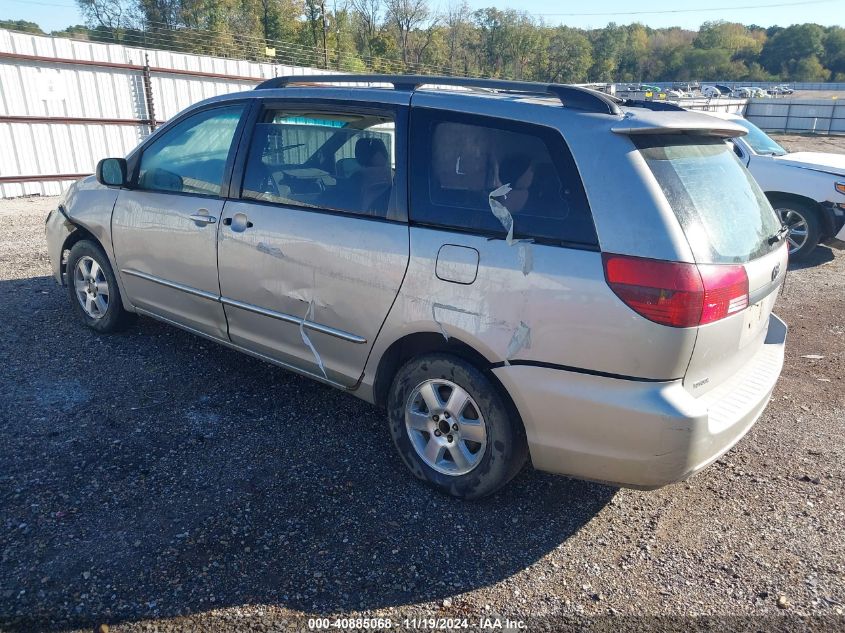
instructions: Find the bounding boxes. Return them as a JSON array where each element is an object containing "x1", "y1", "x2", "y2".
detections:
[{"x1": 308, "y1": 616, "x2": 527, "y2": 630}]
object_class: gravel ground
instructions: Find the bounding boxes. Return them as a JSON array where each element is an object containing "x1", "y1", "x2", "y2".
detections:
[
  {"x1": 770, "y1": 133, "x2": 845, "y2": 153},
  {"x1": 777, "y1": 90, "x2": 845, "y2": 100},
  {"x1": 1, "y1": 136, "x2": 844, "y2": 632}
]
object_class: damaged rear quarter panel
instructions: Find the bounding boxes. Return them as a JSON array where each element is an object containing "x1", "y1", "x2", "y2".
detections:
[
  {"x1": 366, "y1": 226, "x2": 699, "y2": 384},
  {"x1": 362, "y1": 92, "x2": 698, "y2": 391}
]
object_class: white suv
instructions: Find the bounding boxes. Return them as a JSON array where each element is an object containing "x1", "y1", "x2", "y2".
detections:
[{"x1": 706, "y1": 111, "x2": 845, "y2": 260}]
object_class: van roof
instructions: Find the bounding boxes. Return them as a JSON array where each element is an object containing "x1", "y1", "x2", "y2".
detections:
[
  {"x1": 254, "y1": 74, "x2": 624, "y2": 115},
  {"x1": 199, "y1": 75, "x2": 748, "y2": 138}
]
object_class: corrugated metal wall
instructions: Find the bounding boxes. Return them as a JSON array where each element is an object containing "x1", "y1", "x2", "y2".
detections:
[
  {"x1": 3, "y1": 28, "x2": 843, "y2": 197},
  {"x1": 614, "y1": 81, "x2": 845, "y2": 93},
  {"x1": 745, "y1": 99, "x2": 845, "y2": 134},
  {"x1": 714, "y1": 81, "x2": 845, "y2": 91},
  {"x1": 0, "y1": 29, "x2": 330, "y2": 198},
  {"x1": 680, "y1": 98, "x2": 748, "y2": 114}
]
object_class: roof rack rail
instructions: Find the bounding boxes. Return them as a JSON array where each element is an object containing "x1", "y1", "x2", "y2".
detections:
[{"x1": 254, "y1": 74, "x2": 622, "y2": 116}]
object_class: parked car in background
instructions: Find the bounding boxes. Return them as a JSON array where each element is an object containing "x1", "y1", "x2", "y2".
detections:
[
  {"x1": 767, "y1": 85, "x2": 794, "y2": 96},
  {"x1": 734, "y1": 87, "x2": 768, "y2": 99},
  {"x1": 46, "y1": 75, "x2": 789, "y2": 499},
  {"x1": 671, "y1": 81, "x2": 699, "y2": 93},
  {"x1": 706, "y1": 111, "x2": 845, "y2": 260}
]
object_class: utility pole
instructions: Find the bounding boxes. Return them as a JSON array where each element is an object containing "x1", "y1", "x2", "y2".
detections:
[
  {"x1": 334, "y1": 0, "x2": 341, "y2": 70},
  {"x1": 319, "y1": 0, "x2": 329, "y2": 69},
  {"x1": 263, "y1": 0, "x2": 269, "y2": 41}
]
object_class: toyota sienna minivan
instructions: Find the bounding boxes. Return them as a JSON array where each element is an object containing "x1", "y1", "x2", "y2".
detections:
[{"x1": 46, "y1": 75, "x2": 788, "y2": 499}]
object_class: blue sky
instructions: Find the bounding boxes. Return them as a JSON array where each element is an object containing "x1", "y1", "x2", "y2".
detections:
[{"x1": 2, "y1": 0, "x2": 844, "y2": 33}]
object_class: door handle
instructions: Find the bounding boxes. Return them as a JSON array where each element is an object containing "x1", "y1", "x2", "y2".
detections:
[
  {"x1": 189, "y1": 210, "x2": 217, "y2": 224},
  {"x1": 223, "y1": 213, "x2": 253, "y2": 232}
]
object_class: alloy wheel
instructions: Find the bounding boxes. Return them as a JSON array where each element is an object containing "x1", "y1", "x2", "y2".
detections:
[
  {"x1": 73, "y1": 256, "x2": 110, "y2": 319},
  {"x1": 775, "y1": 207, "x2": 809, "y2": 256},
  {"x1": 405, "y1": 379, "x2": 488, "y2": 476}
]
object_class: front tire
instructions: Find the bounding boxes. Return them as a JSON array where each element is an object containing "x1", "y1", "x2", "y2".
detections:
[
  {"x1": 66, "y1": 240, "x2": 133, "y2": 333},
  {"x1": 771, "y1": 199, "x2": 820, "y2": 261},
  {"x1": 387, "y1": 354, "x2": 527, "y2": 499}
]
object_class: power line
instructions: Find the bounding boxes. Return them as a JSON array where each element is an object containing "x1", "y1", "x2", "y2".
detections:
[
  {"x1": 3, "y1": 0, "x2": 839, "y2": 19},
  {"x1": 128, "y1": 17, "x2": 466, "y2": 76},
  {"x1": 11, "y1": 15, "x2": 465, "y2": 77},
  {"x1": 534, "y1": 0, "x2": 836, "y2": 17}
]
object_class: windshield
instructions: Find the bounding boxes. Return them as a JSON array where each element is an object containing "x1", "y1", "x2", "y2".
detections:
[
  {"x1": 637, "y1": 135, "x2": 782, "y2": 264},
  {"x1": 734, "y1": 119, "x2": 787, "y2": 156}
]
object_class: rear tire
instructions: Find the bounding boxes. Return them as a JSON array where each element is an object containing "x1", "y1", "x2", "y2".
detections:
[
  {"x1": 387, "y1": 353, "x2": 528, "y2": 500},
  {"x1": 66, "y1": 240, "x2": 133, "y2": 333},
  {"x1": 770, "y1": 198, "x2": 820, "y2": 261}
]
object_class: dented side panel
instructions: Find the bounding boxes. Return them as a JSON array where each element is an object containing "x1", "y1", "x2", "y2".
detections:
[
  {"x1": 217, "y1": 200, "x2": 410, "y2": 387},
  {"x1": 48, "y1": 176, "x2": 135, "y2": 311},
  {"x1": 363, "y1": 226, "x2": 700, "y2": 388}
]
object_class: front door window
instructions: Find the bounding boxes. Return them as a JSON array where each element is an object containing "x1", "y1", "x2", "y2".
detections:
[{"x1": 137, "y1": 105, "x2": 244, "y2": 196}]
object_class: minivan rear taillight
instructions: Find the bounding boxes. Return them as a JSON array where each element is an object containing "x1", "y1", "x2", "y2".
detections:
[{"x1": 602, "y1": 253, "x2": 749, "y2": 328}]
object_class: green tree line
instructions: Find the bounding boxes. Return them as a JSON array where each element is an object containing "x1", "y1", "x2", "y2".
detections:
[{"x1": 4, "y1": 2, "x2": 845, "y2": 82}]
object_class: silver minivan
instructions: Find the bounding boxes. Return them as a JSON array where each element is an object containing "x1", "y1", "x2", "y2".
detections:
[{"x1": 46, "y1": 75, "x2": 788, "y2": 499}]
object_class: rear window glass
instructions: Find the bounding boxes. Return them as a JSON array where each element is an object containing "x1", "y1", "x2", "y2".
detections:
[{"x1": 636, "y1": 135, "x2": 781, "y2": 264}]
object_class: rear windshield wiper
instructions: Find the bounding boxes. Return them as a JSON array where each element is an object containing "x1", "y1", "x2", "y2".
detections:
[{"x1": 768, "y1": 224, "x2": 790, "y2": 245}]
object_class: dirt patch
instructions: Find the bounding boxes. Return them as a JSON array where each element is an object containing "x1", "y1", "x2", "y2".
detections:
[{"x1": 768, "y1": 133, "x2": 845, "y2": 153}]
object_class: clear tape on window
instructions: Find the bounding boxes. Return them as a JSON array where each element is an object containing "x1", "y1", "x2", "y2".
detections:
[
  {"x1": 488, "y1": 184, "x2": 515, "y2": 245},
  {"x1": 489, "y1": 184, "x2": 534, "y2": 274}
]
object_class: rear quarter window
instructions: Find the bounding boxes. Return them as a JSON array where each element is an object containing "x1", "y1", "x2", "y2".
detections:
[
  {"x1": 636, "y1": 135, "x2": 781, "y2": 264},
  {"x1": 410, "y1": 110, "x2": 598, "y2": 248}
]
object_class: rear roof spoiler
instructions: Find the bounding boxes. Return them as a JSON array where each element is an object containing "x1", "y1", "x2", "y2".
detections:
[{"x1": 612, "y1": 109, "x2": 747, "y2": 138}]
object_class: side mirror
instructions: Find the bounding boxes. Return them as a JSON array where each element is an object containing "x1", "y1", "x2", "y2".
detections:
[{"x1": 96, "y1": 158, "x2": 127, "y2": 187}]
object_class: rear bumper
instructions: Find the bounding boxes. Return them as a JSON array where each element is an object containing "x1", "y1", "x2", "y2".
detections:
[
  {"x1": 823, "y1": 209, "x2": 845, "y2": 250},
  {"x1": 493, "y1": 314, "x2": 787, "y2": 489},
  {"x1": 821, "y1": 201, "x2": 845, "y2": 245}
]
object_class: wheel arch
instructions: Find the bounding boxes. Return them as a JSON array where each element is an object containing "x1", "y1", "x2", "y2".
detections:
[
  {"x1": 59, "y1": 222, "x2": 101, "y2": 285},
  {"x1": 59, "y1": 217, "x2": 135, "y2": 312},
  {"x1": 765, "y1": 191, "x2": 832, "y2": 238},
  {"x1": 371, "y1": 332, "x2": 526, "y2": 445}
]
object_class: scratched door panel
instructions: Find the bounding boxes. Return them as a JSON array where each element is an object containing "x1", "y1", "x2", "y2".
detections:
[{"x1": 217, "y1": 200, "x2": 409, "y2": 386}]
